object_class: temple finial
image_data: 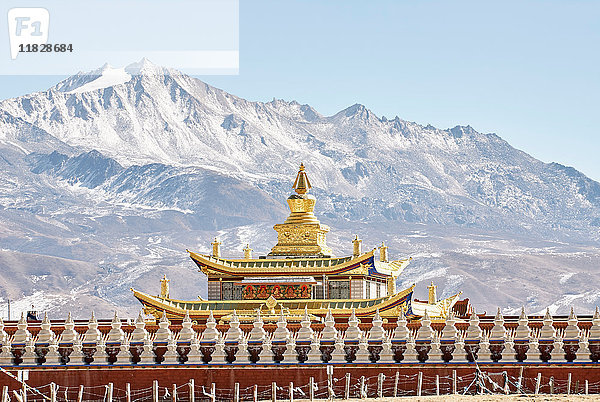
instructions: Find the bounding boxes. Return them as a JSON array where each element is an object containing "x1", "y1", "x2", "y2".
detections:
[
  {"x1": 160, "y1": 275, "x2": 170, "y2": 298},
  {"x1": 352, "y1": 235, "x2": 362, "y2": 257},
  {"x1": 243, "y1": 243, "x2": 253, "y2": 259},
  {"x1": 292, "y1": 163, "x2": 311, "y2": 195},
  {"x1": 211, "y1": 238, "x2": 222, "y2": 258},
  {"x1": 427, "y1": 281, "x2": 437, "y2": 304}
]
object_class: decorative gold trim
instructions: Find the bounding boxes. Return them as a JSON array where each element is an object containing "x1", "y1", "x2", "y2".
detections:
[{"x1": 188, "y1": 249, "x2": 385, "y2": 276}]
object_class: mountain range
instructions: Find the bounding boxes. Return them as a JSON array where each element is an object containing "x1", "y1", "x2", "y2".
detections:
[{"x1": 0, "y1": 59, "x2": 598, "y2": 318}]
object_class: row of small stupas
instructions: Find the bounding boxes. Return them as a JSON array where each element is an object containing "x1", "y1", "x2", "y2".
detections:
[
  {"x1": 1, "y1": 306, "x2": 599, "y2": 366},
  {"x1": 132, "y1": 164, "x2": 462, "y2": 323}
]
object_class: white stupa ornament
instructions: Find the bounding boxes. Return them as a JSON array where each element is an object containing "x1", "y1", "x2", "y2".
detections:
[
  {"x1": 345, "y1": 309, "x2": 362, "y2": 341},
  {"x1": 107, "y1": 311, "x2": 125, "y2": 343},
  {"x1": 514, "y1": 307, "x2": 531, "y2": 340},
  {"x1": 178, "y1": 311, "x2": 195, "y2": 342},
  {"x1": 321, "y1": 308, "x2": 338, "y2": 340},
  {"x1": 589, "y1": 307, "x2": 600, "y2": 340},
  {"x1": 296, "y1": 307, "x2": 314, "y2": 341},
  {"x1": 539, "y1": 308, "x2": 556, "y2": 340},
  {"x1": 272, "y1": 308, "x2": 290, "y2": 342},
  {"x1": 489, "y1": 308, "x2": 506, "y2": 340},
  {"x1": 441, "y1": 311, "x2": 458, "y2": 341},
  {"x1": 478, "y1": 331, "x2": 492, "y2": 362},
  {"x1": 416, "y1": 309, "x2": 433, "y2": 341},
  {"x1": 154, "y1": 310, "x2": 172, "y2": 342},
  {"x1": 563, "y1": 307, "x2": 580, "y2": 340},
  {"x1": 248, "y1": 310, "x2": 267, "y2": 341},
  {"x1": 131, "y1": 310, "x2": 148, "y2": 343},
  {"x1": 201, "y1": 311, "x2": 219, "y2": 341},
  {"x1": 392, "y1": 308, "x2": 409, "y2": 341},
  {"x1": 465, "y1": 311, "x2": 482, "y2": 340},
  {"x1": 368, "y1": 309, "x2": 385, "y2": 341},
  {"x1": 225, "y1": 310, "x2": 243, "y2": 342},
  {"x1": 13, "y1": 313, "x2": 31, "y2": 343},
  {"x1": 83, "y1": 311, "x2": 101, "y2": 343},
  {"x1": 37, "y1": 312, "x2": 55, "y2": 343},
  {"x1": 60, "y1": 312, "x2": 78, "y2": 343}
]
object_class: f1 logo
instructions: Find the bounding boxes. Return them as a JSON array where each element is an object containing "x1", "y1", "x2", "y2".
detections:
[{"x1": 7, "y1": 8, "x2": 49, "y2": 60}]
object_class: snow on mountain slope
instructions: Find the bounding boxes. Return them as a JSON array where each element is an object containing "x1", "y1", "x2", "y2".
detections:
[
  {"x1": 0, "y1": 60, "x2": 599, "y2": 318},
  {"x1": 0, "y1": 60, "x2": 597, "y2": 240},
  {"x1": 66, "y1": 64, "x2": 131, "y2": 94}
]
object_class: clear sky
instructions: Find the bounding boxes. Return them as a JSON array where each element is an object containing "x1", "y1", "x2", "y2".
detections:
[{"x1": 1, "y1": 0, "x2": 598, "y2": 181}]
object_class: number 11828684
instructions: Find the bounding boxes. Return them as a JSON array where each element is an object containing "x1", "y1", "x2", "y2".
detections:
[{"x1": 19, "y1": 43, "x2": 73, "y2": 53}]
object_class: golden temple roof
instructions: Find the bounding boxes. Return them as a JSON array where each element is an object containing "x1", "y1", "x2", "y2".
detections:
[{"x1": 188, "y1": 248, "x2": 410, "y2": 277}]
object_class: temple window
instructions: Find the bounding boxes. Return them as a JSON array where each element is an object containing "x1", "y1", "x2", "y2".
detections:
[{"x1": 328, "y1": 280, "x2": 350, "y2": 299}]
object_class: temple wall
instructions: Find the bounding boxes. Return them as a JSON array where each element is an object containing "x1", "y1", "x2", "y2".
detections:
[
  {"x1": 2, "y1": 365, "x2": 599, "y2": 395},
  {"x1": 1, "y1": 308, "x2": 599, "y2": 372}
]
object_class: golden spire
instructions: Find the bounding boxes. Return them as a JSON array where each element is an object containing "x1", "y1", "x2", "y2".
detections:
[
  {"x1": 270, "y1": 163, "x2": 333, "y2": 257},
  {"x1": 283, "y1": 164, "x2": 319, "y2": 225},
  {"x1": 292, "y1": 163, "x2": 312, "y2": 195}
]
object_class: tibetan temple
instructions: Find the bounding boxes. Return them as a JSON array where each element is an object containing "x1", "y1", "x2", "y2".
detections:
[{"x1": 132, "y1": 164, "x2": 462, "y2": 322}]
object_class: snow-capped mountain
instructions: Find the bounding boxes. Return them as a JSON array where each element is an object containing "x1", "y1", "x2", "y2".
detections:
[{"x1": 0, "y1": 60, "x2": 599, "y2": 318}]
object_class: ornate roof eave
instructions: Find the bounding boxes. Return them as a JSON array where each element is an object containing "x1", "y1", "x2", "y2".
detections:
[
  {"x1": 188, "y1": 249, "x2": 390, "y2": 276},
  {"x1": 408, "y1": 292, "x2": 462, "y2": 320},
  {"x1": 131, "y1": 284, "x2": 416, "y2": 320},
  {"x1": 373, "y1": 258, "x2": 411, "y2": 277}
]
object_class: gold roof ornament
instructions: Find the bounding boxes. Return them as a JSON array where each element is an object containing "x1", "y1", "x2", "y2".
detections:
[
  {"x1": 211, "y1": 238, "x2": 221, "y2": 258},
  {"x1": 352, "y1": 235, "x2": 362, "y2": 257},
  {"x1": 379, "y1": 241, "x2": 388, "y2": 262},
  {"x1": 428, "y1": 281, "x2": 437, "y2": 305},
  {"x1": 243, "y1": 244, "x2": 253, "y2": 259},
  {"x1": 292, "y1": 163, "x2": 311, "y2": 194},
  {"x1": 160, "y1": 275, "x2": 170, "y2": 298},
  {"x1": 265, "y1": 295, "x2": 278, "y2": 311}
]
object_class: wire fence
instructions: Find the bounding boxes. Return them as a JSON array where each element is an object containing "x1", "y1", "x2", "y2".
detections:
[{"x1": 2, "y1": 367, "x2": 600, "y2": 402}]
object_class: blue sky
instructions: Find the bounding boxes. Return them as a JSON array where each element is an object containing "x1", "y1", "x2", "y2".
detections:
[{"x1": 1, "y1": 0, "x2": 599, "y2": 180}]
